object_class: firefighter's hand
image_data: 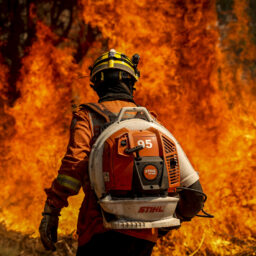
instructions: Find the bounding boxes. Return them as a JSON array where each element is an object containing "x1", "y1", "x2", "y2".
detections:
[{"x1": 39, "y1": 202, "x2": 60, "y2": 251}]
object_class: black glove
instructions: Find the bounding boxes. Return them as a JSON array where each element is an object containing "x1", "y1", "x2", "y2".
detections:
[{"x1": 39, "y1": 202, "x2": 60, "y2": 251}]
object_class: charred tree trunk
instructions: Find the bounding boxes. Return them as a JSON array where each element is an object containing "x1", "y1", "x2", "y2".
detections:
[{"x1": 0, "y1": 0, "x2": 100, "y2": 105}]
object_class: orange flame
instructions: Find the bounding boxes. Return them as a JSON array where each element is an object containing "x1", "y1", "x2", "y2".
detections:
[{"x1": 1, "y1": 0, "x2": 256, "y2": 255}]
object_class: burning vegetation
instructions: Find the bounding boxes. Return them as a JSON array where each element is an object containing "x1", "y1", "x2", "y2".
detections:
[{"x1": 0, "y1": 0, "x2": 256, "y2": 255}]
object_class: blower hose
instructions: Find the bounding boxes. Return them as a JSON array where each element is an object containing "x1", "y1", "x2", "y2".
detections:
[{"x1": 176, "y1": 186, "x2": 214, "y2": 218}]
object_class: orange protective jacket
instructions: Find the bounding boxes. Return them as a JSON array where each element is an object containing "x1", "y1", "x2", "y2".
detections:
[{"x1": 45, "y1": 100, "x2": 158, "y2": 246}]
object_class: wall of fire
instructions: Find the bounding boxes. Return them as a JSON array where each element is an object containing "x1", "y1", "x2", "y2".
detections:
[{"x1": 0, "y1": 0, "x2": 256, "y2": 255}]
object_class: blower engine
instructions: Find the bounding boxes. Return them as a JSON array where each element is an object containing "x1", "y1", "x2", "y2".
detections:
[{"x1": 89, "y1": 107, "x2": 187, "y2": 229}]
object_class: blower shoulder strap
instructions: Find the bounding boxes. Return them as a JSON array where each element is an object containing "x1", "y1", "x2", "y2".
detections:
[
  {"x1": 79, "y1": 103, "x2": 117, "y2": 143},
  {"x1": 80, "y1": 103, "x2": 117, "y2": 123}
]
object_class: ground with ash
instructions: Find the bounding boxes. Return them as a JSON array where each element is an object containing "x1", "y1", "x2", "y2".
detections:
[
  {"x1": 0, "y1": 223, "x2": 256, "y2": 256},
  {"x1": 0, "y1": 223, "x2": 77, "y2": 256}
]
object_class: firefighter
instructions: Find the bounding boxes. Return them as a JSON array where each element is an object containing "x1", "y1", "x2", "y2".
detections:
[{"x1": 39, "y1": 49, "x2": 205, "y2": 256}]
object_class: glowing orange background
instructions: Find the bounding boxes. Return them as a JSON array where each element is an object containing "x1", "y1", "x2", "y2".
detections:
[{"x1": 0, "y1": 0, "x2": 256, "y2": 255}]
